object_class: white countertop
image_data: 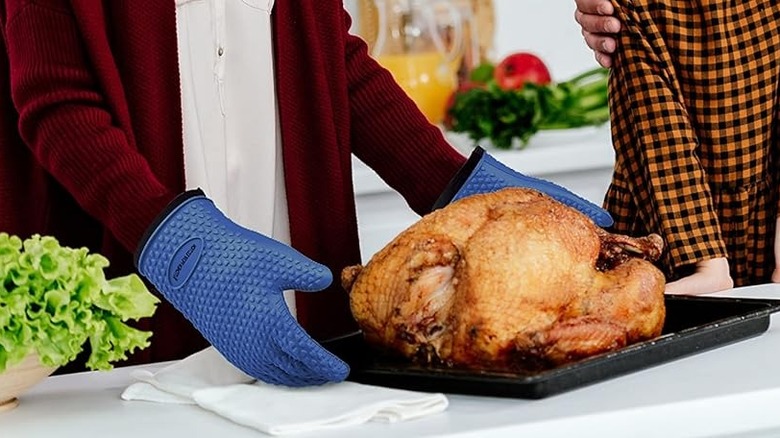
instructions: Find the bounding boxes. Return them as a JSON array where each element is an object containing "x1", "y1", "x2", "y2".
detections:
[
  {"x1": 5, "y1": 284, "x2": 780, "y2": 438},
  {"x1": 353, "y1": 126, "x2": 615, "y2": 196}
]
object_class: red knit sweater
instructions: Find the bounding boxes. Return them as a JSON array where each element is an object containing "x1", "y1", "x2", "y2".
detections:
[{"x1": 0, "y1": 0, "x2": 465, "y2": 366}]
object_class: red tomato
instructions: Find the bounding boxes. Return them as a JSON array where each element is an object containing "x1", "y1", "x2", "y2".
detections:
[{"x1": 493, "y1": 52, "x2": 552, "y2": 90}]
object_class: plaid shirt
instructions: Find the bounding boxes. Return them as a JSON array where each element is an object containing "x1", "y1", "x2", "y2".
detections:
[{"x1": 608, "y1": 0, "x2": 780, "y2": 284}]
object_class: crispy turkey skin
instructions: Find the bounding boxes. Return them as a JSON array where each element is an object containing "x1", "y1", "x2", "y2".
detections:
[{"x1": 342, "y1": 188, "x2": 666, "y2": 372}]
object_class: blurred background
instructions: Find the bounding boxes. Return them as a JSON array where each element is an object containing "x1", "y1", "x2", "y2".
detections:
[
  {"x1": 342, "y1": 0, "x2": 616, "y2": 260},
  {"x1": 344, "y1": 0, "x2": 599, "y2": 83}
]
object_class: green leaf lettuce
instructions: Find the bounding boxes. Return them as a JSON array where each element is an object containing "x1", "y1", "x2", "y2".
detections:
[{"x1": 0, "y1": 233, "x2": 159, "y2": 372}]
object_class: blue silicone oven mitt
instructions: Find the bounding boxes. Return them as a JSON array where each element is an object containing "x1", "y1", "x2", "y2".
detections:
[
  {"x1": 432, "y1": 146, "x2": 614, "y2": 227},
  {"x1": 134, "y1": 189, "x2": 349, "y2": 387}
]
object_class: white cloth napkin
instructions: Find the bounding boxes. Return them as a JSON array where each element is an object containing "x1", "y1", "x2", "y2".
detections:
[{"x1": 121, "y1": 347, "x2": 448, "y2": 436}]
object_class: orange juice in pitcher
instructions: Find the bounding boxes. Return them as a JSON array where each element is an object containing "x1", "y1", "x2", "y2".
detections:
[
  {"x1": 377, "y1": 52, "x2": 460, "y2": 125},
  {"x1": 371, "y1": 0, "x2": 465, "y2": 125}
]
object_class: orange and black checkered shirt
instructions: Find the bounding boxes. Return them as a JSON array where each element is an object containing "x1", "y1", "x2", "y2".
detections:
[{"x1": 607, "y1": 0, "x2": 779, "y2": 284}]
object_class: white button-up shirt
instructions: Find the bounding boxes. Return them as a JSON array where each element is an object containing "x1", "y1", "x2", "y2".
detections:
[{"x1": 176, "y1": 0, "x2": 295, "y2": 313}]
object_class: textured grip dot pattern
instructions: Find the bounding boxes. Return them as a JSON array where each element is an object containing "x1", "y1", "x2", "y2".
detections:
[
  {"x1": 452, "y1": 153, "x2": 614, "y2": 227},
  {"x1": 137, "y1": 195, "x2": 349, "y2": 386}
]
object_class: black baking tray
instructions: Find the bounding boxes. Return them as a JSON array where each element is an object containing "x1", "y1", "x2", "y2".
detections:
[{"x1": 323, "y1": 295, "x2": 780, "y2": 399}]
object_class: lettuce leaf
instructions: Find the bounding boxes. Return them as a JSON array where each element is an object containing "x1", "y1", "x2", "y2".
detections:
[{"x1": 0, "y1": 233, "x2": 159, "y2": 372}]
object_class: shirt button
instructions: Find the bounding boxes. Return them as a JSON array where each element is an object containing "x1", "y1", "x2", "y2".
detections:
[{"x1": 218, "y1": 47, "x2": 224, "y2": 56}]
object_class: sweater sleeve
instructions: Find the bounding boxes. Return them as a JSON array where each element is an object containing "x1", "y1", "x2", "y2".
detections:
[
  {"x1": 608, "y1": 0, "x2": 727, "y2": 268},
  {"x1": 3, "y1": 2, "x2": 175, "y2": 252},
  {"x1": 341, "y1": 8, "x2": 466, "y2": 216}
]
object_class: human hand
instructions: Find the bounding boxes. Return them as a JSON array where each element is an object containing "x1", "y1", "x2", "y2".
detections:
[
  {"x1": 135, "y1": 190, "x2": 349, "y2": 387},
  {"x1": 773, "y1": 217, "x2": 780, "y2": 283},
  {"x1": 665, "y1": 257, "x2": 734, "y2": 295},
  {"x1": 574, "y1": 0, "x2": 621, "y2": 68}
]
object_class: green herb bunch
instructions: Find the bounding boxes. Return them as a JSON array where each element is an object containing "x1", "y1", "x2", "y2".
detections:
[
  {"x1": 0, "y1": 233, "x2": 160, "y2": 372},
  {"x1": 446, "y1": 66, "x2": 611, "y2": 149}
]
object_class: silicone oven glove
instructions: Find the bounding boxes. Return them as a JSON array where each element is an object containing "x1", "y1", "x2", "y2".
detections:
[
  {"x1": 433, "y1": 146, "x2": 614, "y2": 227},
  {"x1": 134, "y1": 189, "x2": 349, "y2": 387}
]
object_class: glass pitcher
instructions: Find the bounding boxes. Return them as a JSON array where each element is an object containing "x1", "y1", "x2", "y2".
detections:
[{"x1": 371, "y1": 0, "x2": 466, "y2": 125}]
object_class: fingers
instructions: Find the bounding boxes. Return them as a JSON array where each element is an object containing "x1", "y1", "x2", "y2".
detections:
[
  {"x1": 243, "y1": 229, "x2": 333, "y2": 291},
  {"x1": 574, "y1": 0, "x2": 615, "y2": 15},
  {"x1": 665, "y1": 259, "x2": 734, "y2": 295},
  {"x1": 583, "y1": 31, "x2": 617, "y2": 68},
  {"x1": 664, "y1": 276, "x2": 701, "y2": 295},
  {"x1": 254, "y1": 355, "x2": 304, "y2": 386},
  {"x1": 574, "y1": 2, "x2": 621, "y2": 68},
  {"x1": 583, "y1": 30, "x2": 618, "y2": 54},
  {"x1": 239, "y1": 313, "x2": 349, "y2": 386},
  {"x1": 275, "y1": 318, "x2": 350, "y2": 385},
  {"x1": 664, "y1": 275, "x2": 730, "y2": 295},
  {"x1": 262, "y1": 346, "x2": 333, "y2": 387},
  {"x1": 276, "y1": 250, "x2": 333, "y2": 292},
  {"x1": 772, "y1": 268, "x2": 780, "y2": 284},
  {"x1": 574, "y1": 8, "x2": 621, "y2": 34}
]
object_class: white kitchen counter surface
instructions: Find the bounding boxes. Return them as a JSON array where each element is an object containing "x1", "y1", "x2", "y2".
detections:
[
  {"x1": 5, "y1": 284, "x2": 780, "y2": 438},
  {"x1": 352, "y1": 125, "x2": 615, "y2": 196}
]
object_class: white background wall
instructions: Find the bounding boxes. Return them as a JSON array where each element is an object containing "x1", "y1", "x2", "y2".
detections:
[
  {"x1": 344, "y1": 0, "x2": 601, "y2": 81},
  {"x1": 491, "y1": 0, "x2": 599, "y2": 80}
]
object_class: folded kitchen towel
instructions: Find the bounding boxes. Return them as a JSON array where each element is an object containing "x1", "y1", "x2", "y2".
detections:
[{"x1": 121, "y1": 347, "x2": 448, "y2": 436}]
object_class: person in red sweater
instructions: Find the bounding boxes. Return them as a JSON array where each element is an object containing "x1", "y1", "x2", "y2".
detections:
[{"x1": 1, "y1": 0, "x2": 610, "y2": 385}]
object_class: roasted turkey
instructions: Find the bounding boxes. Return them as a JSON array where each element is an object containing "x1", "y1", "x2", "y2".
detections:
[{"x1": 342, "y1": 188, "x2": 666, "y2": 372}]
